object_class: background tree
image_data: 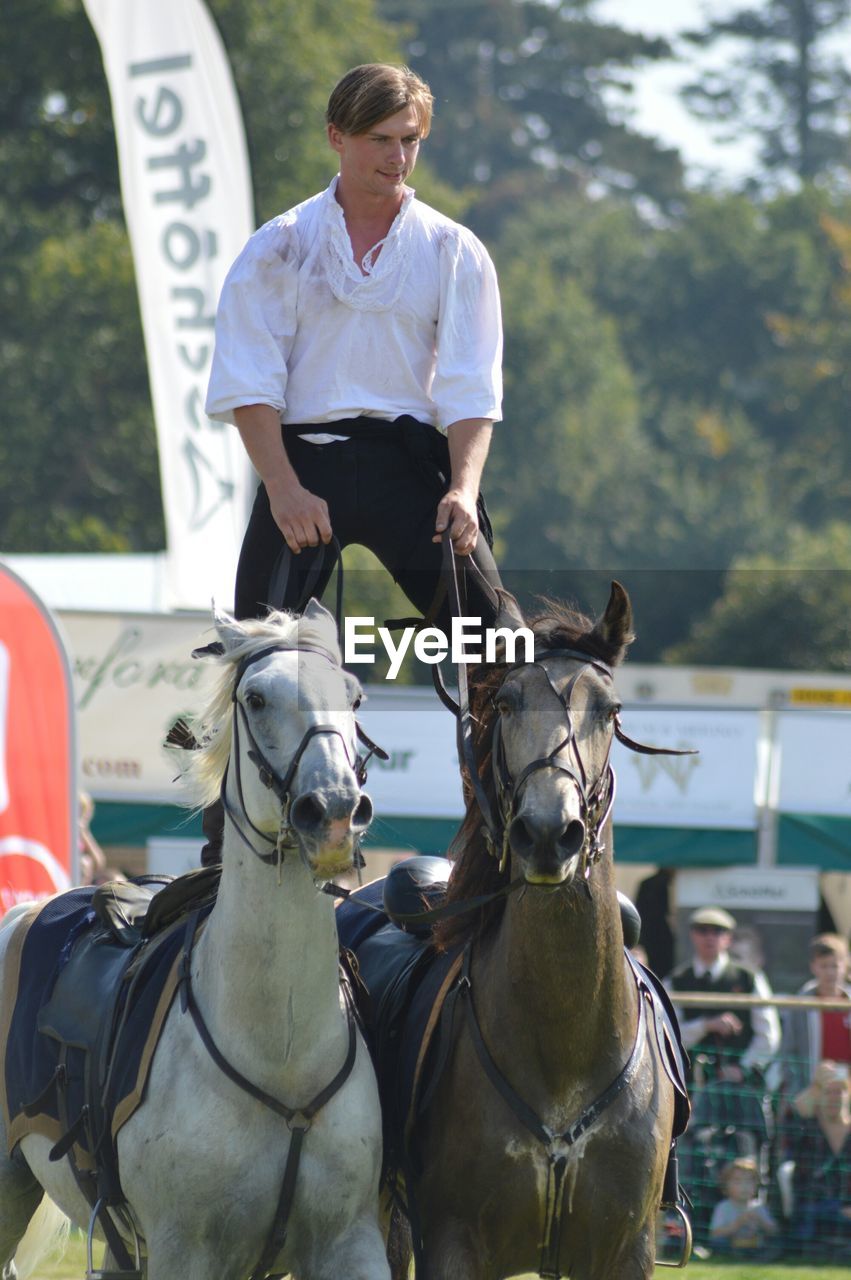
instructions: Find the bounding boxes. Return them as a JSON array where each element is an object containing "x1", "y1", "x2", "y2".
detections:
[
  {"x1": 378, "y1": 0, "x2": 686, "y2": 221},
  {"x1": 666, "y1": 523, "x2": 851, "y2": 670},
  {"x1": 681, "y1": 0, "x2": 851, "y2": 186}
]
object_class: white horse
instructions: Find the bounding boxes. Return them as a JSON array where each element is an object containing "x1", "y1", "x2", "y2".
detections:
[{"x1": 0, "y1": 601, "x2": 391, "y2": 1280}]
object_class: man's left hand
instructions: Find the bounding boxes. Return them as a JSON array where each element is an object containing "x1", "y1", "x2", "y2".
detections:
[{"x1": 434, "y1": 487, "x2": 479, "y2": 556}]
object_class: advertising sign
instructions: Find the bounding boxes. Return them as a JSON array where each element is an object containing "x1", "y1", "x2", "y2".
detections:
[
  {"x1": 776, "y1": 711, "x2": 851, "y2": 817},
  {"x1": 0, "y1": 566, "x2": 76, "y2": 915},
  {"x1": 612, "y1": 708, "x2": 762, "y2": 829},
  {"x1": 82, "y1": 0, "x2": 255, "y2": 610}
]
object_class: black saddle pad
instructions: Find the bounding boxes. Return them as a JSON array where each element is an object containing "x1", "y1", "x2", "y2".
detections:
[
  {"x1": 2, "y1": 884, "x2": 207, "y2": 1168},
  {"x1": 336, "y1": 876, "x2": 462, "y2": 1170}
]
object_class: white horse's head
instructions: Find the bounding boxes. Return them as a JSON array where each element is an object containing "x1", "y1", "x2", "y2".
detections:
[{"x1": 185, "y1": 600, "x2": 372, "y2": 880}]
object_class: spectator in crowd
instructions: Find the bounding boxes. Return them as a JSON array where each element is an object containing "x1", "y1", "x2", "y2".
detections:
[
  {"x1": 730, "y1": 924, "x2": 766, "y2": 972},
  {"x1": 782, "y1": 1060, "x2": 851, "y2": 1259},
  {"x1": 666, "y1": 906, "x2": 781, "y2": 1085},
  {"x1": 78, "y1": 791, "x2": 106, "y2": 886},
  {"x1": 634, "y1": 866, "x2": 675, "y2": 978},
  {"x1": 783, "y1": 934, "x2": 851, "y2": 1099},
  {"x1": 709, "y1": 1156, "x2": 779, "y2": 1259}
]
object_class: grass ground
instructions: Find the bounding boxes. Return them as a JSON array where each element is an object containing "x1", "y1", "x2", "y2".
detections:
[{"x1": 24, "y1": 1235, "x2": 851, "y2": 1280}]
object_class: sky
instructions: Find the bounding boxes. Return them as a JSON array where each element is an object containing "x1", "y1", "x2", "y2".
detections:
[{"x1": 594, "y1": 0, "x2": 758, "y2": 182}]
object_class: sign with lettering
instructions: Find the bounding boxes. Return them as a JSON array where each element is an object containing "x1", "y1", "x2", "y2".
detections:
[
  {"x1": 63, "y1": 612, "x2": 212, "y2": 803},
  {"x1": 82, "y1": 0, "x2": 255, "y2": 610},
  {"x1": 611, "y1": 708, "x2": 761, "y2": 829},
  {"x1": 0, "y1": 567, "x2": 75, "y2": 915}
]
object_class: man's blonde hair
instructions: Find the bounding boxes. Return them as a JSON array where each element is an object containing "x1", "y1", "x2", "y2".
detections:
[{"x1": 326, "y1": 64, "x2": 433, "y2": 138}]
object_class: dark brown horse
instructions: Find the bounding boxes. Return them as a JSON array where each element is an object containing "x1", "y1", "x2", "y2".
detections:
[{"x1": 390, "y1": 583, "x2": 685, "y2": 1280}]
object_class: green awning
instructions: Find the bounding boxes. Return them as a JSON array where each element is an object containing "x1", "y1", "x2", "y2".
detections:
[
  {"x1": 777, "y1": 814, "x2": 851, "y2": 870},
  {"x1": 92, "y1": 802, "x2": 758, "y2": 869}
]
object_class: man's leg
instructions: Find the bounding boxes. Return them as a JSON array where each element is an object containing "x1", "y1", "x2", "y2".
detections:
[{"x1": 201, "y1": 440, "x2": 354, "y2": 867}]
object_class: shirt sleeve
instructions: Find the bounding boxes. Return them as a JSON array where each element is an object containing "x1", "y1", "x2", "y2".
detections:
[
  {"x1": 205, "y1": 217, "x2": 299, "y2": 425},
  {"x1": 431, "y1": 228, "x2": 503, "y2": 429},
  {"x1": 741, "y1": 971, "x2": 782, "y2": 1073}
]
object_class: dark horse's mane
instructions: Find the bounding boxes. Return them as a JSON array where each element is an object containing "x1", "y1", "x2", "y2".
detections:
[{"x1": 434, "y1": 597, "x2": 629, "y2": 953}]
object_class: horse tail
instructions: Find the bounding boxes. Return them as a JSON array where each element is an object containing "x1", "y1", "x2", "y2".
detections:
[{"x1": 12, "y1": 1195, "x2": 71, "y2": 1279}]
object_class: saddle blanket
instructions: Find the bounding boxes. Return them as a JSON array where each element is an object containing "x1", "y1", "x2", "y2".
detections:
[
  {"x1": 1, "y1": 888, "x2": 193, "y2": 1170},
  {"x1": 336, "y1": 883, "x2": 463, "y2": 1175}
]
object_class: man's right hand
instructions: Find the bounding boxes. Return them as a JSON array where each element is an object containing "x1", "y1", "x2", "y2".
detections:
[{"x1": 268, "y1": 479, "x2": 332, "y2": 554}]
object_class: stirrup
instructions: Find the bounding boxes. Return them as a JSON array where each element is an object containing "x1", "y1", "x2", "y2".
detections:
[
  {"x1": 655, "y1": 1201, "x2": 692, "y2": 1269},
  {"x1": 86, "y1": 1198, "x2": 143, "y2": 1280}
]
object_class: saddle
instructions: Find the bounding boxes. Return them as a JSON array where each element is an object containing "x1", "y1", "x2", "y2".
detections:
[
  {"x1": 337, "y1": 858, "x2": 461, "y2": 1178},
  {"x1": 3, "y1": 869, "x2": 221, "y2": 1270}
]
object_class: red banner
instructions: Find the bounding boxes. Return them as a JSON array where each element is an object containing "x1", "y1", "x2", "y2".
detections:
[{"x1": 0, "y1": 565, "x2": 75, "y2": 916}]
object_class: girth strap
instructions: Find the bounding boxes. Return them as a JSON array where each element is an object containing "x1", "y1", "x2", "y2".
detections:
[
  {"x1": 457, "y1": 945, "x2": 647, "y2": 1280},
  {"x1": 176, "y1": 911, "x2": 359, "y2": 1278}
]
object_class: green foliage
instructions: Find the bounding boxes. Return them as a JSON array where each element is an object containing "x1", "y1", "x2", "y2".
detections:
[
  {"x1": 681, "y1": 0, "x2": 851, "y2": 185},
  {"x1": 666, "y1": 524, "x2": 851, "y2": 670},
  {"x1": 377, "y1": 0, "x2": 686, "y2": 219}
]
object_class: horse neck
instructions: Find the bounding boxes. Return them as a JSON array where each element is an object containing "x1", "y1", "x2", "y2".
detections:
[
  {"x1": 192, "y1": 834, "x2": 345, "y2": 1092},
  {"x1": 479, "y1": 846, "x2": 634, "y2": 1085}
]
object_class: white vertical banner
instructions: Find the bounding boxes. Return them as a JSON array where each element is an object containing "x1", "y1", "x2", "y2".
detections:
[{"x1": 83, "y1": 0, "x2": 255, "y2": 610}]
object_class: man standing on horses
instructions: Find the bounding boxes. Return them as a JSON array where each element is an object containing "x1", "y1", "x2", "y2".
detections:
[
  {"x1": 205, "y1": 62, "x2": 503, "y2": 626},
  {"x1": 202, "y1": 63, "x2": 503, "y2": 863}
]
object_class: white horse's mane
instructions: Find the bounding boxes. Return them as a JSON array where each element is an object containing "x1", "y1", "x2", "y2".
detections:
[{"x1": 180, "y1": 608, "x2": 342, "y2": 808}]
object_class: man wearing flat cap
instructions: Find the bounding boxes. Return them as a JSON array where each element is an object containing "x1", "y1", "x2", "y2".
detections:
[{"x1": 666, "y1": 905, "x2": 781, "y2": 1084}]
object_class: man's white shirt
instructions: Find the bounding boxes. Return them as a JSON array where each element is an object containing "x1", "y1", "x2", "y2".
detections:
[{"x1": 205, "y1": 178, "x2": 503, "y2": 435}]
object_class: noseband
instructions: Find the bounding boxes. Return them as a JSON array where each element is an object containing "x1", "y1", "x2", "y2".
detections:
[{"x1": 218, "y1": 642, "x2": 384, "y2": 870}]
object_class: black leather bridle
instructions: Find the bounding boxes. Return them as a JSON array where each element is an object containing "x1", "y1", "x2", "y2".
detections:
[
  {"x1": 484, "y1": 648, "x2": 619, "y2": 877},
  {"x1": 214, "y1": 641, "x2": 385, "y2": 871}
]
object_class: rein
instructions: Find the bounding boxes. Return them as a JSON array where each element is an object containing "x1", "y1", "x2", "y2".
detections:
[{"x1": 435, "y1": 534, "x2": 696, "y2": 881}]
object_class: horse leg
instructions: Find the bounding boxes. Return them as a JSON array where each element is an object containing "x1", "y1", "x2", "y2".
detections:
[
  {"x1": 0, "y1": 1148, "x2": 44, "y2": 1277},
  {"x1": 310, "y1": 1218, "x2": 391, "y2": 1280},
  {"x1": 420, "y1": 1222, "x2": 488, "y2": 1280},
  {"x1": 386, "y1": 1203, "x2": 413, "y2": 1280}
]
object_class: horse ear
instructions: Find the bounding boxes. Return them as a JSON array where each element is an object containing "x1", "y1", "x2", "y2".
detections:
[
  {"x1": 302, "y1": 597, "x2": 335, "y2": 627},
  {"x1": 591, "y1": 581, "x2": 634, "y2": 663},
  {"x1": 493, "y1": 589, "x2": 526, "y2": 632},
  {"x1": 210, "y1": 606, "x2": 245, "y2": 654}
]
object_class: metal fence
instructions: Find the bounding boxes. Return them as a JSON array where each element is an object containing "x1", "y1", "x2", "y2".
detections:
[{"x1": 664, "y1": 992, "x2": 851, "y2": 1264}]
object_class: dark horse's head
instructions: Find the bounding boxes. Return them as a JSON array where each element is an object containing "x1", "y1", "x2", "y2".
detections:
[{"x1": 436, "y1": 582, "x2": 633, "y2": 950}]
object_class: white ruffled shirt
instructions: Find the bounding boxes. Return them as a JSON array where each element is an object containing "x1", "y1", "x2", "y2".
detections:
[{"x1": 205, "y1": 178, "x2": 503, "y2": 435}]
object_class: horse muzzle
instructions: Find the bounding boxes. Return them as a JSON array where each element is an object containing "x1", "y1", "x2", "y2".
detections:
[
  {"x1": 289, "y1": 789, "x2": 374, "y2": 878},
  {"x1": 508, "y1": 807, "x2": 586, "y2": 885}
]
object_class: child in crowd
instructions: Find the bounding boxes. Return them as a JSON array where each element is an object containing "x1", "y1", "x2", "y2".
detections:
[
  {"x1": 709, "y1": 1156, "x2": 779, "y2": 1258},
  {"x1": 784, "y1": 934, "x2": 851, "y2": 1097}
]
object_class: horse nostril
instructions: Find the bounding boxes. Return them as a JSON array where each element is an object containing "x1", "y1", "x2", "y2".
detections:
[
  {"x1": 556, "y1": 819, "x2": 586, "y2": 858},
  {"x1": 290, "y1": 794, "x2": 325, "y2": 833},
  {"x1": 353, "y1": 794, "x2": 373, "y2": 832},
  {"x1": 508, "y1": 816, "x2": 537, "y2": 857}
]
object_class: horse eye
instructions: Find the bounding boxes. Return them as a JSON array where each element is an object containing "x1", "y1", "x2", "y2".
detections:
[{"x1": 245, "y1": 691, "x2": 265, "y2": 711}]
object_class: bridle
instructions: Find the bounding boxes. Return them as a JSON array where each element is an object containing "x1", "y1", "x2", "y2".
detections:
[
  {"x1": 484, "y1": 648, "x2": 619, "y2": 879},
  {"x1": 212, "y1": 640, "x2": 385, "y2": 872}
]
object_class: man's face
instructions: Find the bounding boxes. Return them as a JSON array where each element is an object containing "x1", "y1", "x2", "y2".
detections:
[
  {"x1": 691, "y1": 923, "x2": 731, "y2": 966},
  {"x1": 328, "y1": 107, "x2": 422, "y2": 201}
]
